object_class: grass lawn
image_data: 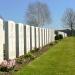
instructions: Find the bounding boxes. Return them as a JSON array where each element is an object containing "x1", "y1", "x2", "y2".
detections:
[{"x1": 2, "y1": 37, "x2": 75, "y2": 75}]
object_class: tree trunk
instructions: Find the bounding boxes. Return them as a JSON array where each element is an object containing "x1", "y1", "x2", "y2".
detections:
[{"x1": 71, "y1": 23, "x2": 73, "y2": 36}]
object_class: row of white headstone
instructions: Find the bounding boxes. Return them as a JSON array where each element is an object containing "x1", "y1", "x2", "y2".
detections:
[
  {"x1": 0, "y1": 18, "x2": 55, "y2": 64},
  {"x1": 58, "y1": 31, "x2": 67, "y2": 38}
]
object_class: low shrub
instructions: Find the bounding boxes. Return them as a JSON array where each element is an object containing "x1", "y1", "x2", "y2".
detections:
[
  {"x1": 35, "y1": 48, "x2": 40, "y2": 52},
  {"x1": 16, "y1": 53, "x2": 36, "y2": 65},
  {"x1": 16, "y1": 57, "x2": 23, "y2": 64},
  {"x1": 30, "y1": 48, "x2": 39, "y2": 53},
  {"x1": 49, "y1": 42, "x2": 54, "y2": 46},
  {"x1": 30, "y1": 50, "x2": 35, "y2": 53},
  {"x1": 59, "y1": 34, "x2": 63, "y2": 39},
  {"x1": 55, "y1": 34, "x2": 63, "y2": 40},
  {"x1": 0, "y1": 59, "x2": 16, "y2": 72},
  {"x1": 55, "y1": 35, "x2": 59, "y2": 40},
  {"x1": 16, "y1": 55, "x2": 27, "y2": 64},
  {"x1": 24, "y1": 53, "x2": 36, "y2": 60}
]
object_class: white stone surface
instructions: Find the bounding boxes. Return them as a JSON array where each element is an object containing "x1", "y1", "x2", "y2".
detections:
[
  {"x1": 24, "y1": 25, "x2": 30, "y2": 53},
  {"x1": 58, "y1": 31, "x2": 65, "y2": 38},
  {"x1": 64, "y1": 33, "x2": 67, "y2": 37},
  {"x1": 16, "y1": 23, "x2": 24, "y2": 57},
  {"x1": 48, "y1": 29, "x2": 51, "y2": 43},
  {"x1": 51, "y1": 29, "x2": 55, "y2": 42},
  {"x1": 44, "y1": 28, "x2": 47, "y2": 45},
  {"x1": 5, "y1": 21, "x2": 16, "y2": 59},
  {"x1": 48, "y1": 29, "x2": 49, "y2": 44},
  {"x1": 42, "y1": 28, "x2": 45, "y2": 46},
  {"x1": 0, "y1": 19, "x2": 4, "y2": 64},
  {"x1": 41, "y1": 28, "x2": 43, "y2": 47},
  {"x1": 39, "y1": 28, "x2": 42, "y2": 48},
  {"x1": 30, "y1": 26, "x2": 35, "y2": 50},
  {"x1": 35, "y1": 27, "x2": 39, "y2": 48},
  {"x1": 47, "y1": 29, "x2": 49, "y2": 44}
]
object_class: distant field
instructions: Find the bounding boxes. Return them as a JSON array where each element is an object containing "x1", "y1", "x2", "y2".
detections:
[{"x1": 1, "y1": 37, "x2": 75, "y2": 75}]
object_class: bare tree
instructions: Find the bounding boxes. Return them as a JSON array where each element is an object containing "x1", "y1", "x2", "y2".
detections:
[
  {"x1": 25, "y1": 1, "x2": 51, "y2": 27},
  {"x1": 62, "y1": 8, "x2": 75, "y2": 36}
]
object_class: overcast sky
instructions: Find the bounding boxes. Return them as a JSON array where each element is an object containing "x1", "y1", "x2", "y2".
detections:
[{"x1": 0, "y1": 0, "x2": 75, "y2": 29}]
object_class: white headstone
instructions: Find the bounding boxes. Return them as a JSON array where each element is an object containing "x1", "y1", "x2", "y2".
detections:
[
  {"x1": 16, "y1": 23, "x2": 24, "y2": 57},
  {"x1": 48, "y1": 29, "x2": 49, "y2": 44},
  {"x1": 35, "y1": 27, "x2": 39, "y2": 48},
  {"x1": 39, "y1": 28, "x2": 42, "y2": 48},
  {"x1": 58, "y1": 31, "x2": 65, "y2": 38},
  {"x1": 30, "y1": 26, "x2": 35, "y2": 50},
  {"x1": 51, "y1": 29, "x2": 55, "y2": 42},
  {"x1": 24, "y1": 25, "x2": 30, "y2": 53},
  {"x1": 0, "y1": 19, "x2": 4, "y2": 64},
  {"x1": 48, "y1": 29, "x2": 52, "y2": 43},
  {"x1": 44, "y1": 28, "x2": 47, "y2": 45},
  {"x1": 5, "y1": 21, "x2": 16, "y2": 59},
  {"x1": 47, "y1": 29, "x2": 49, "y2": 44},
  {"x1": 41, "y1": 28, "x2": 43, "y2": 47},
  {"x1": 42, "y1": 28, "x2": 45, "y2": 46},
  {"x1": 64, "y1": 33, "x2": 67, "y2": 37}
]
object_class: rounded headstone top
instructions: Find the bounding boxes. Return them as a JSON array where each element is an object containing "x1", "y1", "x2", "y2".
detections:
[
  {"x1": 0, "y1": 18, "x2": 3, "y2": 23},
  {"x1": 7, "y1": 20, "x2": 15, "y2": 25}
]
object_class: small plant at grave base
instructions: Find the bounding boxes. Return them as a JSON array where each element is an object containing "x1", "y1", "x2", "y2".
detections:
[
  {"x1": 59, "y1": 34, "x2": 63, "y2": 40},
  {"x1": 16, "y1": 55, "x2": 27, "y2": 64},
  {"x1": 55, "y1": 34, "x2": 63, "y2": 40},
  {"x1": 55, "y1": 35, "x2": 59, "y2": 40},
  {"x1": 55, "y1": 40, "x2": 58, "y2": 44},
  {"x1": 0, "y1": 59, "x2": 16, "y2": 72},
  {"x1": 24, "y1": 53, "x2": 36, "y2": 60},
  {"x1": 49, "y1": 42, "x2": 54, "y2": 46},
  {"x1": 16, "y1": 57, "x2": 23, "y2": 64},
  {"x1": 35, "y1": 48, "x2": 40, "y2": 52},
  {"x1": 30, "y1": 48, "x2": 40, "y2": 53},
  {"x1": 30, "y1": 49, "x2": 36, "y2": 53}
]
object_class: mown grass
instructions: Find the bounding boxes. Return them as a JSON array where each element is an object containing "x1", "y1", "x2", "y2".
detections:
[{"x1": 3, "y1": 37, "x2": 75, "y2": 75}]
